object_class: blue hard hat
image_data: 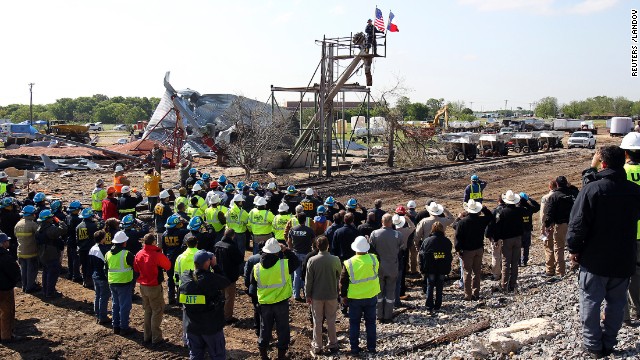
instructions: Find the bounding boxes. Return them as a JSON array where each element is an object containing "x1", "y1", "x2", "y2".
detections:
[
  {"x1": 347, "y1": 198, "x2": 358, "y2": 209},
  {"x1": 286, "y1": 185, "x2": 297, "y2": 194},
  {"x1": 80, "y1": 208, "x2": 94, "y2": 219},
  {"x1": 189, "y1": 168, "x2": 197, "y2": 175},
  {"x1": 33, "y1": 192, "x2": 46, "y2": 203},
  {"x1": 324, "y1": 196, "x2": 335, "y2": 206},
  {"x1": 251, "y1": 181, "x2": 260, "y2": 190},
  {"x1": 50, "y1": 200, "x2": 62, "y2": 213},
  {"x1": 519, "y1": 192, "x2": 529, "y2": 201},
  {"x1": 236, "y1": 181, "x2": 245, "y2": 190},
  {"x1": 0, "y1": 197, "x2": 14, "y2": 209},
  {"x1": 218, "y1": 175, "x2": 227, "y2": 183},
  {"x1": 224, "y1": 184, "x2": 235, "y2": 192},
  {"x1": 317, "y1": 205, "x2": 327, "y2": 215},
  {"x1": 121, "y1": 214, "x2": 135, "y2": 227},
  {"x1": 471, "y1": 174, "x2": 479, "y2": 182},
  {"x1": 166, "y1": 214, "x2": 181, "y2": 228},
  {"x1": 196, "y1": 180, "x2": 204, "y2": 187},
  {"x1": 38, "y1": 209, "x2": 53, "y2": 222},
  {"x1": 202, "y1": 173, "x2": 211, "y2": 180},
  {"x1": 187, "y1": 216, "x2": 203, "y2": 231},
  {"x1": 21, "y1": 205, "x2": 36, "y2": 217},
  {"x1": 68, "y1": 200, "x2": 82, "y2": 211}
]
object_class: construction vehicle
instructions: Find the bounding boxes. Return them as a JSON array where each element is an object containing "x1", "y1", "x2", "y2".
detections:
[
  {"x1": 48, "y1": 120, "x2": 91, "y2": 144},
  {"x1": 478, "y1": 133, "x2": 509, "y2": 157},
  {"x1": 511, "y1": 132, "x2": 540, "y2": 153},
  {"x1": 537, "y1": 131, "x2": 564, "y2": 151},
  {"x1": 430, "y1": 105, "x2": 449, "y2": 129},
  {"x1": 441, "y1": 132, "x2": 479, "y2": 161}
]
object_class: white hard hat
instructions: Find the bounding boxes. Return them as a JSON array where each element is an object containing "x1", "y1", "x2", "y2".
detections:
[
  {"x1": 278, "y1": 202, "x2": 290, "y2": 213},
  {"x1": 305, "y1": 187, "x2": 314, "y2": 196},
  {"x1": 159, "y1": 190, "x2": 170, "y2": 199},
  {"x1": 267, "y1": 182, "x2": 277, "y2": 190},
  {"x1": 262, "y1": 238, "x2": 281, "y2": 254},
  {"x1": 0, "y1": 171, "x2": 7, "y2": 178},
  {"x1": 115, "y1": 165, "x2": 124, "y2": 172},
  {"x1": 426, "y1": 202, "x2": 444, "y2": 216},
  {"x1": 120, "y1": 186, "x2": 131, "y2": 194},
  {"x1": 351, "y1": 236, "x2": 370, "y2": 253},
  {"x1": 621, "y1": 132, "x2": 640, "y2": 150},
  {"x1": 192, "y1": 183, "x2": 202, "y2": 192},
  {"x1": 407, "y1": 200, "x2": 417, "y2": 209},
  {"x1": 254, "y1": 196, "x2": 267, "y2": 206},
  {"x1": 209, "y1": 194, "x2": 221, "y2": 205},
  {"x1": 112, "y1": 230, "x2": 129, "y2": 244},
  {"x1": 232, "y1": 194, "x2": 245, "y2": 202},
  {"x1": 392, "y1": 214, "x2": 406, "y2": 228}
]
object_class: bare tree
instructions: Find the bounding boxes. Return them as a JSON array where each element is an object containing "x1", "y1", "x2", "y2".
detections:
[{"x1": 218, "y1": 96, "x2": 293, "y2": 179}]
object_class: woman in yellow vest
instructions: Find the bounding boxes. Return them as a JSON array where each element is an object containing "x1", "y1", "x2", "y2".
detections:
[
  {"x1": 104, "y1": 231, "x2": 135, "y2": 335},
  {"x1": 205, "y1": 194, "x2": 228, "y2": 244},
  {"x1": 272, "y1": 203, "x2": 292, "y2": 245},
  {"x1": 91, "y1": 179, "x2": 107, "y2": 218}
]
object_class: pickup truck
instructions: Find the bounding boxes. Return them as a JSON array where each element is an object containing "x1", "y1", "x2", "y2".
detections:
[{"x1": 567, "y1": 131, "x2": 596, "y2": 149}]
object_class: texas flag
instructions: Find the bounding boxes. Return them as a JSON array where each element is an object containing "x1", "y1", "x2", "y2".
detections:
[{"x1": 387, "y1": 10, "x2": 399, "y2": 32}]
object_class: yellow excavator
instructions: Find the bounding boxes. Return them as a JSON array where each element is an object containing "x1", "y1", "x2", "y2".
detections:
[{"x1": 432, "y1": 105, "x2": 449, "y2": 128}]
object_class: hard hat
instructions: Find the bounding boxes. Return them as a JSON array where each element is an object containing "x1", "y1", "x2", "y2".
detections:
[
  {"x1": 50, "y1": 200, "x2": 62, "y2": 213},
  {"x1": 159, "y1": 190, "x2": 170, "y2": 199},
  {"x1": 80, "y1": 208, "x2": 94, "y2": 219},
  {"x1": 107, "y1": 186, "x2": 117, "y2": 195},
  {"x1": 236, "y1": 181, "x2": 245, "y2": 190},
  {"x1": 202, "y1": 173, "x2": 211, "y2": 180},
  {"x1": 262, "y1": 238, "x2": 282, "y2": 254},
  {"x1": 115, "y1": 165, "x2": 124, "y2": 172},
  {"x1": 192, "y1": 183, "x2": 202, "y2": 192},
  {"x1": 278, "y1": 202, "x2": 290, "y2": 213},
  {"x1": 407, "y1": 200, "x2": 417, "y2": 209},
  {"x1": 209, "y1": 181, "x2": 219, "y2": 189},
  {"x1": 209, "y1": 194, "x2": 221, "y2": 205},
  {"x1": 251, "y1": 181, "x2": 260, "y2": 190},
  {"x1": 68, "y1": 200, "x2": 82, "y2": 211},
  {"x1": 96, "y1": 179, "x2": 105, "y2": 186},
  {"x1": 346, "y1": 198, "x2": 358, "y2": 209},
  {"x1": 254, "y1": 196, "x2": 267, "y2": 206},
  {"x1": 189, "y1": 168, "x2": 197, "y2": 175},
  {"x1": 267, "y1": 182, "x2": 277, "y2": 190},
  {"x1": 218, "y1": 175, "x2": 227, "y2": 183},
  {"x1": 112, "y1": 230, "x2": 129, "y2": 244},
  {"x1": 187, "y1": 216, "x2": 203, "y2": 231},
  {"x1": 0, "y1": 171, "x2": 7, "y2": 178},
  {"x1": 121, "y1": 186, "x2": 131, "y2": 194},
  {"x1": 324, "y1": 196, "x2": 335, "y2": 206},
  {"x1": 38, "y1": 209, "x2": 54, "y2": 222},
  {"x1": 621, "y1": 132, "x2": 640, "y2": 150},
  {"x1": 519, "y1": 192, "x2": 529, "y2": 201},
  {"x1": 196, "y1": 180, "x2": 204, "y2": 187},
  {"x1": 286, "y1": 185, "x2": 297, "y2": 194},
  {"x1": 351, "y1": 236, "x2": 370, "y2": 253},
  {"x1": 317, "y1": 205, "x2": 327, "y2": 215},
  {"x1": 0, "y1": 197, "x2": 13, "y2": 209},
  {"x1": 471, "y1": 174, "x2": 479, "y2": 182},
  {"x1": 33, "y1": 192, "x2": 46, "y2": 203},
  {"x1": 305, "y1": 188, "x2": 314, "y2": 196},
  {"x1": 232, "y1": 194, "x2": 245, "y2": 203},
  {"x1": 165, "y1": 214, "x2": 181, "y2": 228},
  {"x1": 395, "y1": 205, "x2": 407, "y2": 215},
  {"x1": 224, "y1": 184, "x2": 235, "y2": 192},
  {"x1": 20, "y1": 205, "x2": 36, "y2": 217},
  {"x1": 121, "y1": 214, "x2": 135, "y2": 228}
]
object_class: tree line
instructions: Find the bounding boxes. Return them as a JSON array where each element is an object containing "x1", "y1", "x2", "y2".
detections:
[
  {"x1": 534, "y1": 96, "x2": 640, "y2": 119},
  {"x1": 0, "y1": 94, "x2": 160, "y2": 124}
]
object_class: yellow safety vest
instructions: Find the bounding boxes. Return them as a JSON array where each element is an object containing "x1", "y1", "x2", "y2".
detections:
[
  {"x1": 344, "y1": 254, "x2": 381, "y2": 300},
  {"x1": 272, "y1": 214, "x2": 292, "y2": 240},
  {"x1": 174, "y1": 196, "x2": 189, "y2": 213},
  {"x1": 0, "y1": 182, "x2": 7, "y2": 196},
  {"x1": 248, "y1": 209, "x2": 274, "y2": 235},
  {"x1": 254, "y1": 259, "x2": 292, "y2": 304},
  {"x1": 186, "y1": 206, "x2": 204, "y2": 220},
  {"x1": 624, "y1": 163, "x2": 640, "y2": 239},
  {"x1": 175, "y1": 247, "x2": 198, "y2": 286},
  {"x1": 91, "y1": 189, "x2": 107, "y2": 211},
  {"x1": 226, "y1": 205, "x2": 249, "y2": 233},
  {"x1": 469, "y1": 183, "x2": 482, "y2": 200},
  {"x1": 188, "y1": 195, "x2": 207, "y2": 212},
  {"x1": 105, "y1": 250, "x2": 133, "y2": 284},
  {"x1": 205, "y1": 205, "x2": 228, "y2": 232}
]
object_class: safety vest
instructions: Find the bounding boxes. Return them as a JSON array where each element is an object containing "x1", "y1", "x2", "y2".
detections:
[
  {"x1": 248, "y1": 209, "x2": 274, "y2": 235},
  {"x1": 91, "y1": 188, "x2": 107, "y2": 212},
  {"x1": 118, "y1": 207, "x2": 136, "y2": 215},
  {"x1": 469, "y1": 183, "x2": 482, "y2": 200},
  {"x1": 175, "y1": 247, "x2": 198, "y2": 286},
  {"x1": 624, "y1": 163, "x2": 640, "y2": 239},
  {"x1": 186, "y1": 206, "x2": 204, "y2": 220},
  {"x1": 0, "y1": 182, "x2": 7, "y2": 196},
  {"x1": 344, "y1": 254, "x2": 381, "y2": 300},
  {"x1": 189, "y1": 195, "x2": 207, "y2": 212},
  {"x1": 272, "y1": 214, "x2": 292, "y2": 240},
  {"x1": 174, "y1": 196, "x2": 189, "y2": 213},
  {"x1": 114, "y1": 175, "x2": 124, "y2": 193},
  {"x1": 205, "y1": 205, "x2": 228, "y2": 232},
  {"x1": 253, "y1": 259, "x2": 292, "y2": 304},
  {"x1": 105, "y1": 249, "x2": 133, "y2": 284},
  {"x1": 226, "y1": 205, "x2": 248, "y2": 233}
]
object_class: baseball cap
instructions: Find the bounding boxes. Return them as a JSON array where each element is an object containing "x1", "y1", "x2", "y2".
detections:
[
  {"x1": 0, "y1": 233, "x2": 10, "y2": 244},
  {"x1": 194, "y1": 250, "x2": 214, "y2": 265}
]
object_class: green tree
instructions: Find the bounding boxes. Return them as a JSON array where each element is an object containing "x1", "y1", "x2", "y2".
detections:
[
  {"x1": 426, "y1": 98, "x2": 444, "y2": 115},
  {"x1": 406, "y1": 102, "x2": 429, "y2": 121},
  {"x1": 51, "y1": 98, "x2": 75, "y2": 120},
  {"x1": 612, "y1": 96, "x2": 633, "y2": 115},
  {"x1": 631, "y1": 101, "x2": 640, "y2": 117},
  {"x1": 585, "y1": 96, "x2": 614, "y2": 115},
  {"x1": 534, "y1": 97, "x2": 558, "y2": 118},
  {"x1": 395, "y1": 96, "x2": 411, "y2": 118},
  {"x1": 561, "y1": 100, "x2": 589, "y2": 118}
]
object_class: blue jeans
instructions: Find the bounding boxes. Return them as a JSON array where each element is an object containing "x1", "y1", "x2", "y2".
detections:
[
  {"x1": 425, "y1": 274, "x2": 445, "y2": 310},
  {"x1": 293, "y1": 252, "x2": 307, "y2": 299},
  {"x1": 186, "y1": 330, "x2": 226, "y2": 360},
  {"x1": 18, "y1": 257, "x2": 39, "y2": 292},
  {"x1": 458, "y1": 258, "x2": 464, "y2": 288},
  {"x1": 42, "y1": 258, "x2": 61, "y2": 296},
  {"x1": 93, "y1": 276, "x2": 110, "y2": 321},
  {"x1": 110, "y1": 282, "x2": 133, "y2": 330},
  {"x1": 233, "y1": 232, "x2": 247, "y2": 274},
  {"x1": 520, "y1": 230, "x2": 532, "y2": 265},
  {"x1": 348, "y1": 296, "x2": 377, "y2": 353},
  {"x1": 579, "y1": 266, "x2": 630, "y2": 351}
]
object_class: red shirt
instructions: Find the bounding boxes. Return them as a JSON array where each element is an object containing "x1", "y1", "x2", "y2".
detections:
[
  {"x1": 102, "y1": 197, "x2": 118, "y2": 221},
  {"x1": 134, "y1": 244, "x2": 171, "y2": 286}
]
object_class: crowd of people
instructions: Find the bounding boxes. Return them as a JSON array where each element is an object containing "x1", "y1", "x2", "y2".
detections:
[{"x1": 0, "y1": 137, "x2": 639, "y2": 359}]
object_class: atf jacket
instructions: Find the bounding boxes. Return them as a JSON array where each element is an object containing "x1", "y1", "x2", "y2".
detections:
[
  {"x1": 76, "y1": 219, "x2": 105, "y2": 252},
  {"x1": 419, "y1": 231, "x2": 453, "y2": 275},
  {"x1": 453, "y1": 207, "x2": 493, "y2": 252},
  {"x1": 249, "y1": 248, "x2": 300, "y2": 303},
  {"x1": 0, "y1": 247, "x2": 20, "y2": 290},
  {"x1": 134, "y1": 244, "x2": 171, "y2": 286},
  {"x1": 567, "y1": 167, "x2": 640, "y2": 278},
  {"x1": 544, "y1": 186, "x2": 579, "y2": 227},
  {"x1": 180, "y1": 268, "x2": 230, "y2": 335},
  {"x1": 66, "y1": 214, "x2": 83, "y2": 246},
  {"x1": 369, "y1": 227, "x2": 404, "y2": 277},
  {"x1": 153, "y1": 202, "x2": 172, "y2": 233},
  {"x1": 162, "y1": 227, "x2": 189, "y2": 261},
  {"x1": 15, "y1": 217, "x2": 39, "y2": 258},
  {"x1": 519, "y1": 199, "x2": 541, "y2": 232},
  {"x1": 213, "y1": 236, "x2": 244, "y2": 283},
  {"x1": 494, "y1": 204, "x2": 525, "y2": 240},
  {"x1": 101, "y1": 197, "x2": 118, "y2": 220}
]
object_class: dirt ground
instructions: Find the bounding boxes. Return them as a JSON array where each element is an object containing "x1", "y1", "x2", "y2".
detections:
[{"x1": 0, "y1": 132, "x2": 623, "y2": 360}]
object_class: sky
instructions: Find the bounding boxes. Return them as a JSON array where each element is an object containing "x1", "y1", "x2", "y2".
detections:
[{"x1": 1, "y1": 0, "x2": 637, "y2": 111}]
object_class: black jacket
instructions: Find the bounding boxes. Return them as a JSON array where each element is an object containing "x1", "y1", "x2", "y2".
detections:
[
  {"x1": 519, "y1": 199, "x2": 541, "y2": 232},
  {"x1": 0, "y1": 247, "x2": 20, "y2": 290},
  {"x1": 180, "y1": 268, "x2": 230, "y2": 335},
  {"x1": 494, "y1": 204, "x2": 525, "y2": 240},
  {"x1": 357, "y1": 221, "x2": 376, "y2": 238},
  {"x1": 484, "y1": 203, "x2": 504, "y2": 240},
  {"x1": 90, "y1": 243, "x2": 111, "y2": 280},
  {"x1": 124, "y1": 227, "x2": 147, "y2": 255},
  {"x1": 419, "y1": 231, "x2": 453, "y2": 275},
  {"x1": 66, "y1": 214, "x2": 83, "y2": 245},
  {"x1": 117, "y1": 193, "x2": 143, "y2": 215},
  {"x1": 369, "y1": 208, "x2": 385, "y2": 229},
  {"x1": 332, "y1": 224, "x2": 359, "y2": 260},
  {"x1": 213, "y1": 237, "x2": 244, "y2": 282},
  {"x1": 76, "y1": 218, "x2": 105, "y2": 252},
  {"x1": 324, "y1": 222, "x2": 343, "y2": 254},
  {"x1": 244, "y1": 253, "x2": 261, "y2": 296},
  {"x1": 567, "y1": 167, "x2": 640, "y2": 278},
  {"x1": 347, "y1": 208, "x2": 367, "y2": 227},
  {"x1": 544, "y1": 186, "x2": 579, "y2": 227},
  {"x1": 453, "y1": 207, "x2": 493, "y2": 252}
]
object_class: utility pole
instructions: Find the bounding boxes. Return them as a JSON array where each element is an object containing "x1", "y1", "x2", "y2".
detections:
[
  {"x1": 470, "y1": 101, "x2": 474, "y2": 111},
  {"x1": 28, "y1": 83, "x2": 35, "y2": 125}
]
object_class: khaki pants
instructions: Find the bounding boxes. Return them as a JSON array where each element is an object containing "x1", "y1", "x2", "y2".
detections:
[
  {"x1": 140, "y1": 284, "x2": 165, "y2": 343},
  {"x1": 491, "y1": 240, "x2": 503, "y2": 279},
  {"x1": 461, "y1": 248, "x2": 483, "y2": 299},
  {"x1": 501, "y1": 236, "x2": 522, "y2": 291},
  {"x1": 0, "y1": 290, "x2": 15, "y2": 341},
  {"x1": 224, "y1": 284, "x2": 236, "y2": 320},
  {"x1": 545, "y1": 223, "x2": 567, "y2": 276},
  {"x1": 311, "y1": 299, "x2": 338, "y2": 352}
]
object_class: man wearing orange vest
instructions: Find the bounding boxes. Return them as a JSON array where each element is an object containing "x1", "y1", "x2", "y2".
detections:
[{"x1": 113, "y1": 165, "x2": 131, "y2": 195}]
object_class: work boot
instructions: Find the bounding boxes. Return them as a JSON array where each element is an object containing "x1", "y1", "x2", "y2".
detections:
[
  {"x1": 259, "y1": 347, "x2": 269, "y2": 360},
  {"x1": 277, "y1": 348, "x2": 288, "y2": 360}
]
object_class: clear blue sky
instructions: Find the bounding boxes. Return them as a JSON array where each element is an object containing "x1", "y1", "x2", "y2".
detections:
[{"x1": 1, "y1": 0, "x2": 636, "y2": 111}]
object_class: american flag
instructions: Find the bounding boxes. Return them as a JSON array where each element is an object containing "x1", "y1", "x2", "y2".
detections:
[{"x1": 374, "y1": 7, "x2": 385, "y2": 32}]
